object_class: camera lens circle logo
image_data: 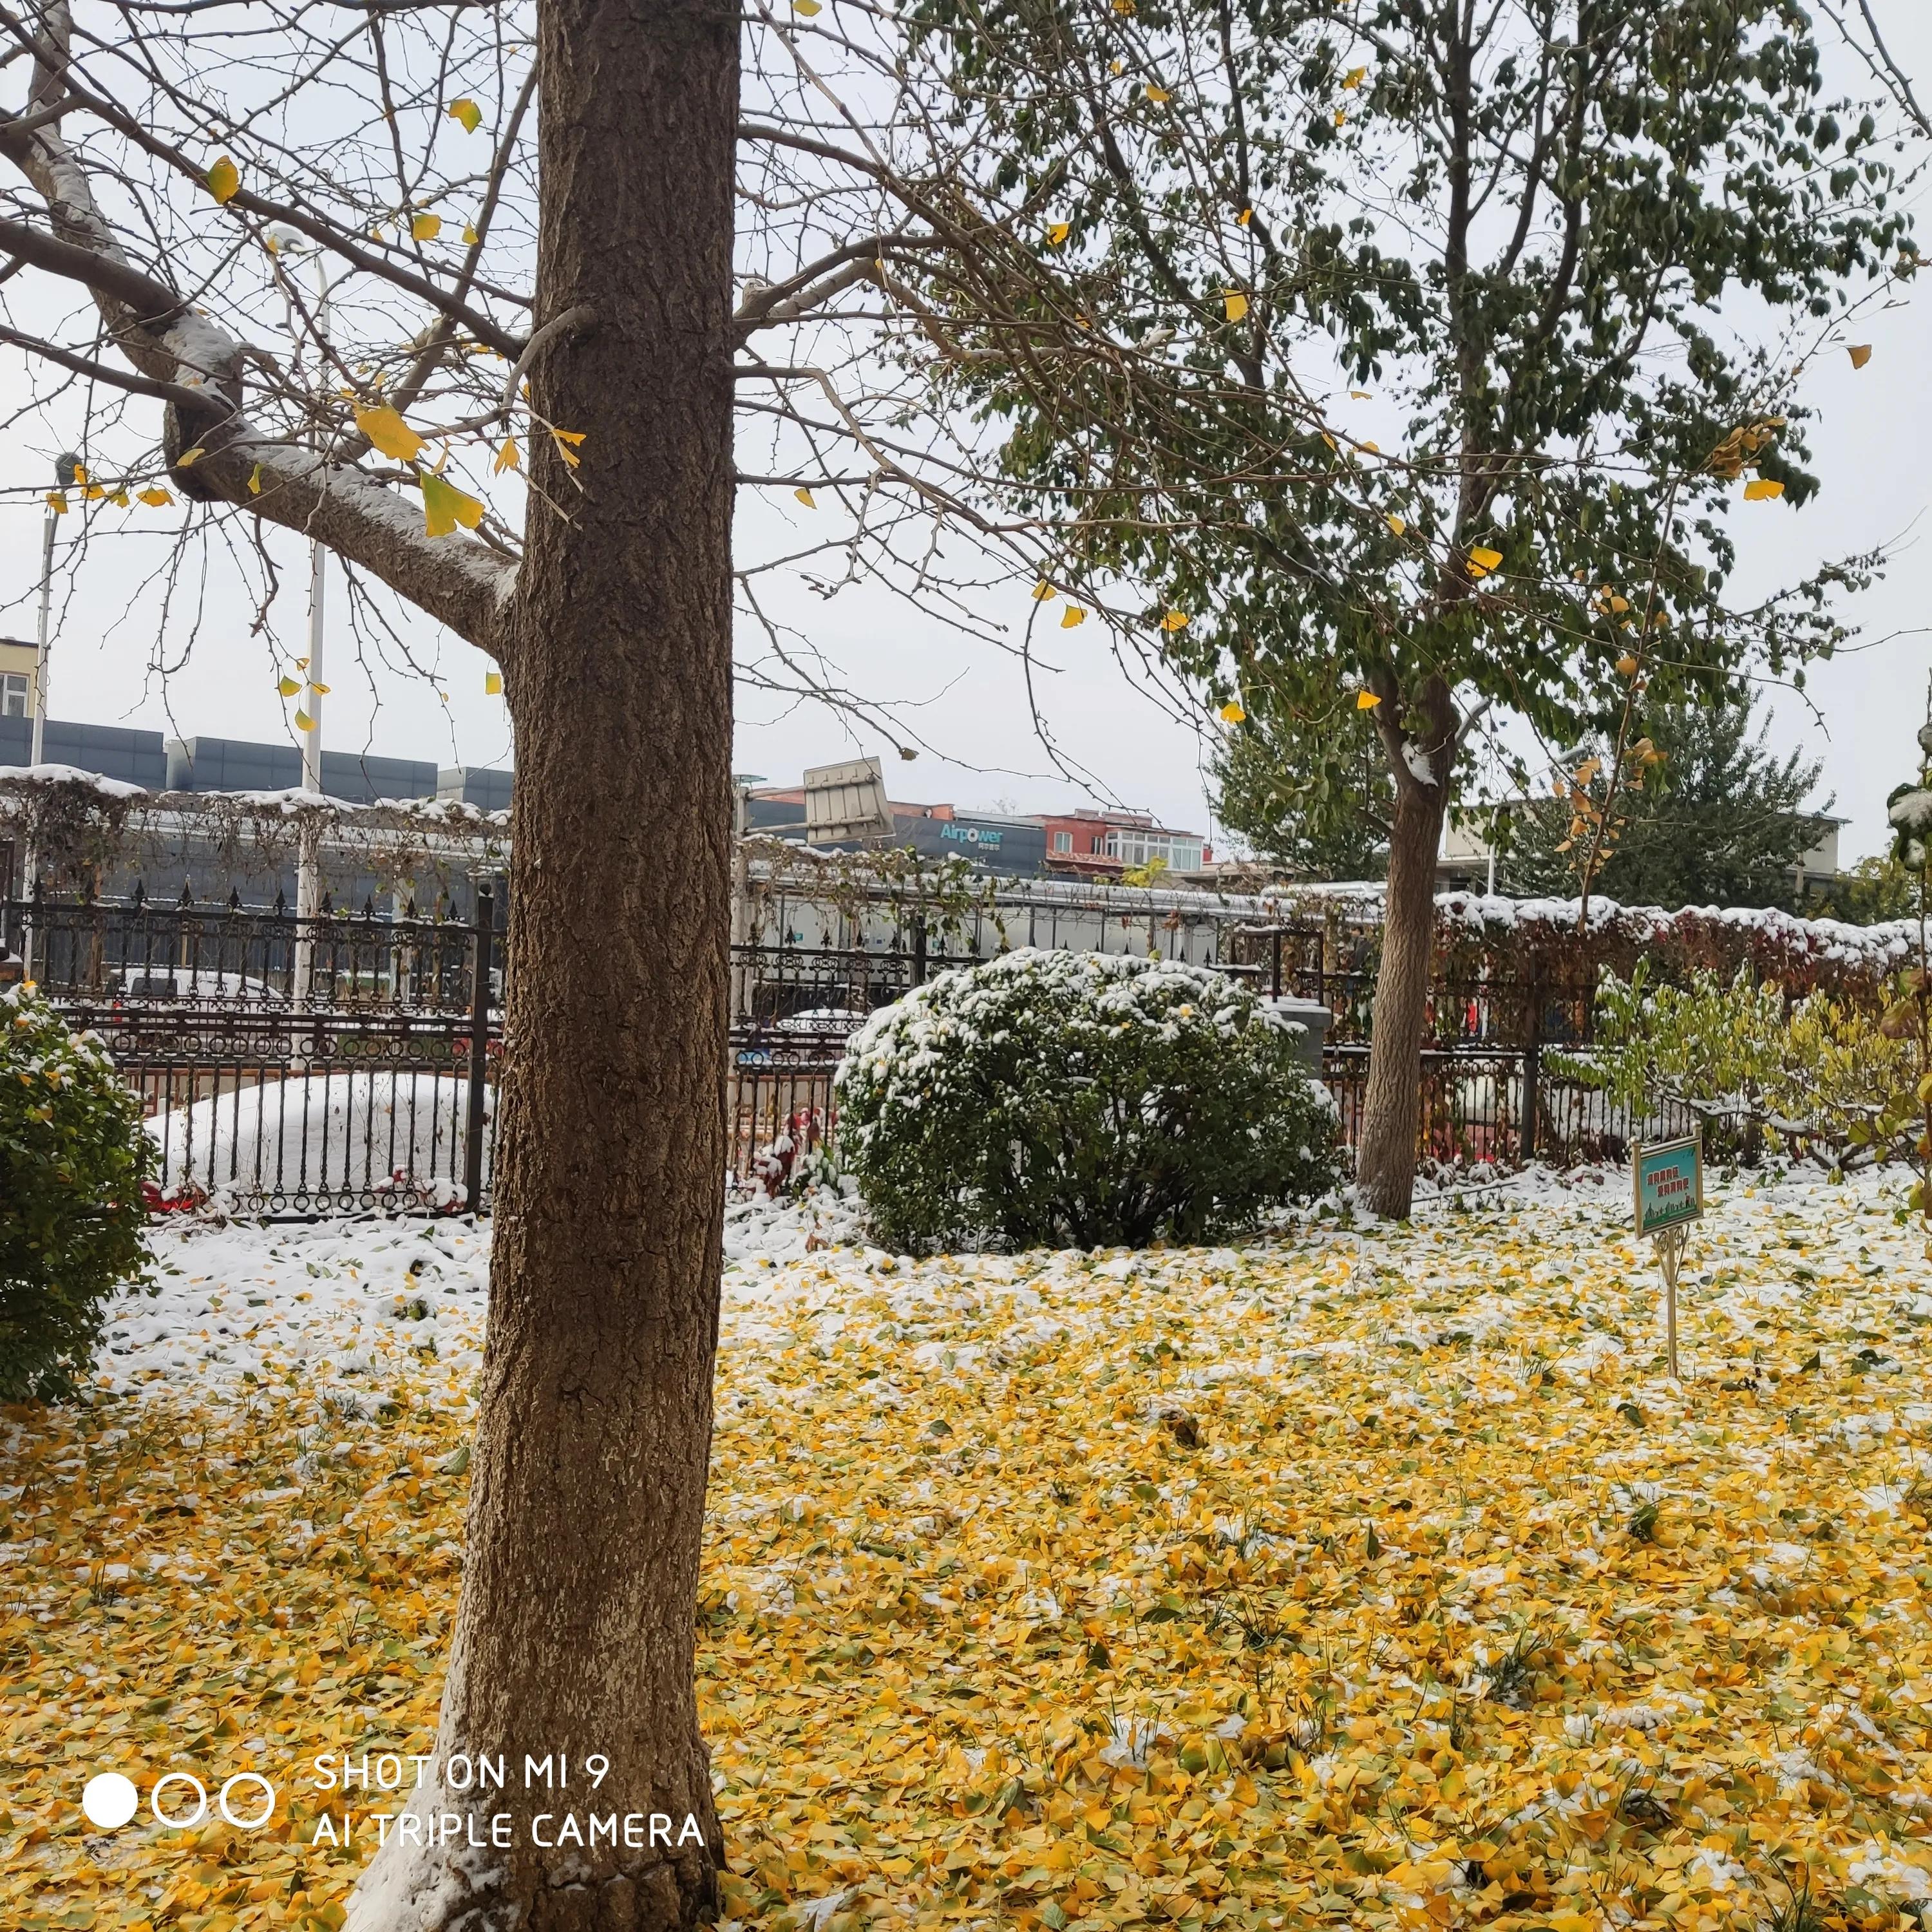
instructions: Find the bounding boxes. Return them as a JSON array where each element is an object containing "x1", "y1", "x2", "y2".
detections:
[
  {"x1": 81, "y1": 1773, "x2": 140, "y2": 1830},
  {"x1": 80, "y1": 1769, "x2": 278, "y2": 1832}
]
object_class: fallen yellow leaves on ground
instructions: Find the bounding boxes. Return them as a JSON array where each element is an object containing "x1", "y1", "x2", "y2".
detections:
[{"x1": 5, "y1": 1174, "x2": 1932, "y2": 1931}]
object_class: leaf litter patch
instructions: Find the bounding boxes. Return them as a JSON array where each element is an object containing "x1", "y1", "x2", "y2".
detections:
[{"x1": 4, "y1": 1171, "x2": 1931, "y2": 1931}]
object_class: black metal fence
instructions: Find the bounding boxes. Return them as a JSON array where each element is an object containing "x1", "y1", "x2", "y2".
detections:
[
  {"x1": 6, "y1": 891, "x2": 500, "y2": 1217},
  {"x1": 6, "y1": 895, "x2": 1675, "y2": 1213}
]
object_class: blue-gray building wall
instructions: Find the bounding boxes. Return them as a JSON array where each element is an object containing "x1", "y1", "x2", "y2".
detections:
[
  {"x1": 437, "y1": 765, "x2": 515, "y2": 812},
  {"x1": 166, "y1": 736, "x2": 440, "y2": 803},
  {"x1": 0, "y1": 715, "x2": 167, "y2": 787}
]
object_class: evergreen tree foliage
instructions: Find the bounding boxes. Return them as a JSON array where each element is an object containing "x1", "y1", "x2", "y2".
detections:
[
  {"x1": 1503, "y1": 699, "x2": 1828, "y2": 911},
  {"x1": 1213, "y1": 715, "x2": 1392, "y2": 880}
]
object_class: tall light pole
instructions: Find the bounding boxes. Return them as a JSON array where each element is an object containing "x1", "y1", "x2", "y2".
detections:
[
  {"x1": 275, "y1": 234, "x2": 330, "y2": 998},
  {"x1": 20, "y1": 452, "x2": 80, "y2": 983}
]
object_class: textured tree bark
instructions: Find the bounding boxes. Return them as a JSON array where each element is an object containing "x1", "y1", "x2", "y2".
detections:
[
  {"x1": 1355, "y1": 677, "x2": 1455, "y2": 1221},
  {"x1": 345, "y1": 1, "x2": 737, "y2": 1927}
]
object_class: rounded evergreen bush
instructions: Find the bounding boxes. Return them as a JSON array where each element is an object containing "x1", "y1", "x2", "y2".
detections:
[
  {"x1": 1, "y1": 983, "x2": 155, "y2": 1401},
  {"x1": 834, "y1": 949, "x2": 1338, "y2": 1251}
]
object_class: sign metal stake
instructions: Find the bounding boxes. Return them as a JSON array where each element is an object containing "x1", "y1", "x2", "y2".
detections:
[{"x1": 1633, "y1": 1134, "x2": 1703, "y2": 1384}]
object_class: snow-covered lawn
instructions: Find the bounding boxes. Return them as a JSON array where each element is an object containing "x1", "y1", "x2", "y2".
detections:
[{"x1": 6, "y1": 1168, "x2": 1932, "y2": 1931}]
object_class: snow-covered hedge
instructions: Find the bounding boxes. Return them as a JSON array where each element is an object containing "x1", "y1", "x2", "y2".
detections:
[
  {"x1": 833, "y1": 949, "x2": 1338, "y2": 1251},
  {"x1": 1, "y1": 985, "x2": 155, "y2": 1400},
  {"x1": 1263, "y1": 882, "x2": 1922, "y2": 1002}
]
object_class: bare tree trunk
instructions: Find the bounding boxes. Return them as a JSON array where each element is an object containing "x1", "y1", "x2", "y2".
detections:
[
  {"x1": 346, "y1": 2, "x2": 737, "y2": 1927},
  {"x1": 1355, "y1": 678, "x2": 1454, "y2": 1220}
]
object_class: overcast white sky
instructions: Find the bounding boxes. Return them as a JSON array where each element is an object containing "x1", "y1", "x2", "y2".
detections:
[{"x1": 3, "y1": 6, "x2": 1929, "y2": 862}]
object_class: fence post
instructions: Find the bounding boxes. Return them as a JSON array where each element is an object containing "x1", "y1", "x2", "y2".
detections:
[
  {"x1": 911, "y1": 912, "x2": 928, "y2": 986},
  {"x1": 1520, "y1": 974, "x2": 1542, "y2": 1163},
  {"x1": 464, "y1": 884, "x2": 493, "y2": 1215},
  {"x1": 1270, "y1": 929, "x2": 1283, "y2": 999}
]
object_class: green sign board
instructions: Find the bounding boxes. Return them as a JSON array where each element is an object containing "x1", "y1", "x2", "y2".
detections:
[{"x1": 1634, "y1": 1136, "x2": 1703, "y2": 1236}]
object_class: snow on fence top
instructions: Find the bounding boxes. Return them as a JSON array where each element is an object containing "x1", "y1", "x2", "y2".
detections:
[
  {"x1": 1, "y1": 765, "x2": 1914, "y2": 992},
  {"x1": 1263, "y1": 881, "x2": 1918, "y2": 994}
]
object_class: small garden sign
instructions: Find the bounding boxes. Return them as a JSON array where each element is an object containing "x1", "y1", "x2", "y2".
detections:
[{"x1": 1634, "y1": 1134, "x2": 1702, "y2": 1380}]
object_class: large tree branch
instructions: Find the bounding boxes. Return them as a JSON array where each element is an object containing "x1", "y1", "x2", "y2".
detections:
[
  {"x1": 0, "y1": 112, "x2": 516, "y2": 650},
  {"x1": 0, "y1": 211, "x2": 182, "y2": 329},
  {"x1": 0, "y1": 7, "x2": 528, "y2": 354},
  {"x1": 0, "y1": 319, "x2": 209, "y2": 405},
  {"x1": 211, "y1": 437, "x2": 518, "y2": 649}
]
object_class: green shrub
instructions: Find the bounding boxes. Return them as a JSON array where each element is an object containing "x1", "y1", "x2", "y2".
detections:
[
  {"x1": 833, "y1": 949, "x2": 1338, "y2": 1250},
  {"x1": 1555, "y1": 961, "x2": 1918, "y2": 1169},
  {"x1": 1, "y1": 983, "x2": 155, "y2": 1401}
]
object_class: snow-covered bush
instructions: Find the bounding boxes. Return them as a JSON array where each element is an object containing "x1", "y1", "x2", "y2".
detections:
[
  {"x1": 1, "y1": 984, "x2": 155, "y2": 1400},
  {"x1": 833, "y1": 949, "x2": 1338, "y2": 1250}
]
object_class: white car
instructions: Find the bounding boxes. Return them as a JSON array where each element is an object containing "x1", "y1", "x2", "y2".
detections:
[{"x1": 107, "y1": 965, "x2": 279, "y2": 1003}]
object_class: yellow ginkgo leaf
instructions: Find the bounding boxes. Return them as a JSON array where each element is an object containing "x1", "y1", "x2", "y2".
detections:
[
  {"x1": 1467, "y1": 545, "x2": 1504, "y2": 576},
  {"x1": 1351, "y1": 389, "x2": 1371, "y2": 399},
  {"x1": 353, "y1": 406, "x2": 426, "y2": 463},
  {"x1": 412, "y1": 213, "x2": 443, "y2": 243},
  {"x1": 1112, "y1": 0, "x2": 1135, "y2": 14},
  {"x1": 308, "y1": 681, "x2": 330, "y2": 696},
  {"x1": 1356, "y1": 690, "x2": 1383, "y2": 709},
  {"x1": 794, "y1": 0, "x2": 821, "y2": 14},
  {"x1": 1385, "y1": 513, "x2": 1406, "y2": 536},
  {"x1": 1237, "y1": 208, "x2": 1253, "y2": 227},
  {"x1": 795, "y1": 486, "x2": 816, "y2": 508},
  {"x1": 1224, "y1": 290, "x2": 1249, "y2": 323},
  {"x1": 448, "y1": 98, "x2": 483, "y2": 133},
  {"x1": 462, "y1": 222, "x2": 480, "y2": 246},
  {"x1": 175, "y1": 448, "x2": 206, "y2": 467},
  {"x1": 1343, "y1": 65, "x2": 1367, "y2": 88},
  {"x1": 72, "y1": 463, "x2": 89, "y2": 484},
  {"x1": 296, "y1": 656, "x2": 309, "y2": 670},
  {"x1": 1743, "y1": 477, "x2": 1785, "y2": 500},
  {"x1": 278, "y1": 676, "x2": 301, "y2": 697},
  {"x1": 551, "y1": 428, "x2": 587, "y2": 468},
  {"x1": 1160, "y1": 609, "x2": 1189, "y2": 632},
  {"x1": 1359, "y1": 440, "x2": 1379, "y2": 454},
  {"x1": 1848, "y1": 343, "x2": 1873, "y2": 368},
  {"x1": 485, "y1": 670, "x2": 502, "y2": 696},
  {"x1": 1333, "y1": 109, "x2": 1347, "y2": 126},
  {"x1": 1219, "y1": 701, "x2": 1246, "y2": 723},
  {"x1": 294, "y1": 708, "x2": 314, "y2": 732},
  {"x1": 138, "y1": 488, "x2": 173, "y2": 507},
  {"x1": 1032, "y1": 580, "x2": 1056, "y2": 601},
  {"x1": 494, "y1": 437, "x2": 520, "y2": 475},
  {"x1": 1616, "y1": 653, "x2": 1640, "y2": 677},
  {"x1": 81, "y1": 484, "x2": 105, "y2": 500},
  {"x1": 247, "y1": 463, "x2": 263, "y2": 496},
  {"x1": 107, "y1": 488, "x2": 129, "y2": 507},
  {"x1": 1047, "y1": 222, "x2": 1072, "y2": 247},
  {"x1": 421, "y1": 470, "x2": 485, "y2": 538},
  {"x1": 1060, "y1": 605, "x2": 1086, "y2": 628},
  {"x1": 206, "y1": 155, "x2": 240, "y2": 205},
  {"x1": 1146, "y1": 86, "x2": 1170, "y2": 104}
]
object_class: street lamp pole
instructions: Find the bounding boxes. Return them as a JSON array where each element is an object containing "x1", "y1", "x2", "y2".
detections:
[
  {"x1": 281, "y1": 243, "x2": 330, "y2": 1001},
  {"x1": 21, "y1": 453, "x2": 80, "y2": 985},
  {"x1": 29, "y1": 497, "x2": 54, "y2": 770}
]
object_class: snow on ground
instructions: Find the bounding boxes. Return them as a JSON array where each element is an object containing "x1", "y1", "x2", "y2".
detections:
[
  {"x1": 12, "y1": 1162, "x2": 1932, "y2": 1932},
  {"x1": 97, "y1": 1158, "x2": 1897, "y2": 1412}
]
